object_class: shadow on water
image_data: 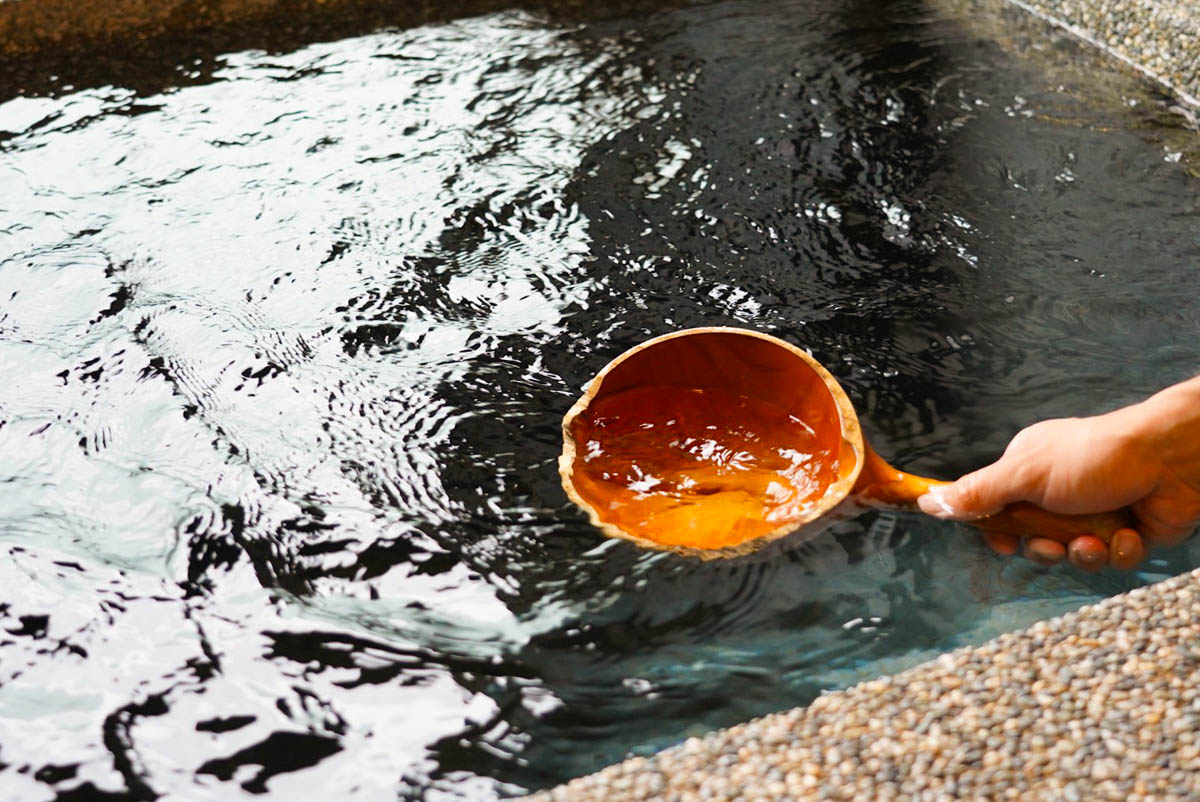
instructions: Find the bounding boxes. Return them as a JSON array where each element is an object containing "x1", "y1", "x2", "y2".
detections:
[{"x1": 1, "y1": 0, "x2": 1200, "y2": 799}]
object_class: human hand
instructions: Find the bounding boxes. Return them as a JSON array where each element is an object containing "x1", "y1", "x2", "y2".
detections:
[{"x1": 917, "y1": 377, "x2": 1200, "y2": 571}]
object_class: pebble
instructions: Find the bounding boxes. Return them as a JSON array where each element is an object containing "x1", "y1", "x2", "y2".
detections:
[{"x1": 521, "y1": 565, "x2": 1200, "y2": 801}]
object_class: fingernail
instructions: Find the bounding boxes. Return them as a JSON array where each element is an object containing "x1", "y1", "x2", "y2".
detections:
[{"x1": 917, "y1": 487, "x2": 959, "y2": 519}]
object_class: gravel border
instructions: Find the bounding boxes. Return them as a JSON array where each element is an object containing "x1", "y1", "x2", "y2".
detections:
[
  {"x1": 1009, "y1": 0, "x2": 1200, "y2": 107},
  {"x1": 523, "y1": 567, "x2": 1200, "y2": 801}
]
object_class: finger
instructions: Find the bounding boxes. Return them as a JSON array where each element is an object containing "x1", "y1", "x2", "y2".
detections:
[
  {"x1": 918, "y1": 462, "x2": 1032, "y2": 521},
  {"x1": 1109, "y1": 527, "x2": 1146, "y2": 571},
  {"x1": 1067, "y1": 535, "x2": 1107, "y2": 573},
  {"x1": 1024, "y1": 537, "x2": 1066, "y2": 566},
  {"x1": 1131, "y1": 497, "x2": 1196, "y2": 547},
  {"x1": 982, "y1": 530, "x2": 1019, "y2": 556}
]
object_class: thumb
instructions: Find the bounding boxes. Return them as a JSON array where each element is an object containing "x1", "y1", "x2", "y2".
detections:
[{"x1": 918, "y1": 462, "x2": 1024, "y2": 520}]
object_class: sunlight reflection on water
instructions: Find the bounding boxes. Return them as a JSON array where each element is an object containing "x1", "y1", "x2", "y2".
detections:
[{"x1": 1, "y1": 1, "x2": 1199, "y2": 798}]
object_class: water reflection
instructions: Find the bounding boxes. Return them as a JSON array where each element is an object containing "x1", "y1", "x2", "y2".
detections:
[{"x1": 0, "y1": 0, "x2": 1199, "y2": 799}]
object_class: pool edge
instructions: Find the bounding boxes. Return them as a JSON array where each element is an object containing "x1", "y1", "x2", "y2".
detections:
[
  {"x1": 1, "y1": 0, "x2": 1197, "y2": 112},
  {"x1": 1004, "y1": 0, "x2": 1200, "y2": 109},
  {"x1": 520, "y1": 563, "x2": 1200, "y2": 799}
]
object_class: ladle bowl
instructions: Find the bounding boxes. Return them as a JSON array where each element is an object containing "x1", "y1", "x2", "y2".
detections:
[{"x1": 559, "y1": 327, "x2": 1130, "y2": 559}]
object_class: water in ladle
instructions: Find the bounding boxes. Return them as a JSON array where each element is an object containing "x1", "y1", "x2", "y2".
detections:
[{"x1": 568, "y1": 385, "x2": 840, "y2": 549}]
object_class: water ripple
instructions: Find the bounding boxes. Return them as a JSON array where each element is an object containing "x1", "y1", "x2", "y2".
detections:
[{"x1": 1, "y1": 1, "x2": 1200, "y2": 799}]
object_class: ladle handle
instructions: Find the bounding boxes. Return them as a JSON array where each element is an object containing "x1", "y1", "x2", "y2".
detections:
[{"x1": 854, "y1": 446, "x2": 1132, "y2": 544}]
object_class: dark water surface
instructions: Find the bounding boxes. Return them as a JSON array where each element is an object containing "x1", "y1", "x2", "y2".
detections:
[{"x1": 2, "y1": 0, "x2": 1200, "y2": 798}]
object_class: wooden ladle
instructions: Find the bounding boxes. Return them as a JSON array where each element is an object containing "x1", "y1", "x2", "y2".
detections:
[{"x1": 560, "y1": 327, "x2": 1130, "y2": 560}]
